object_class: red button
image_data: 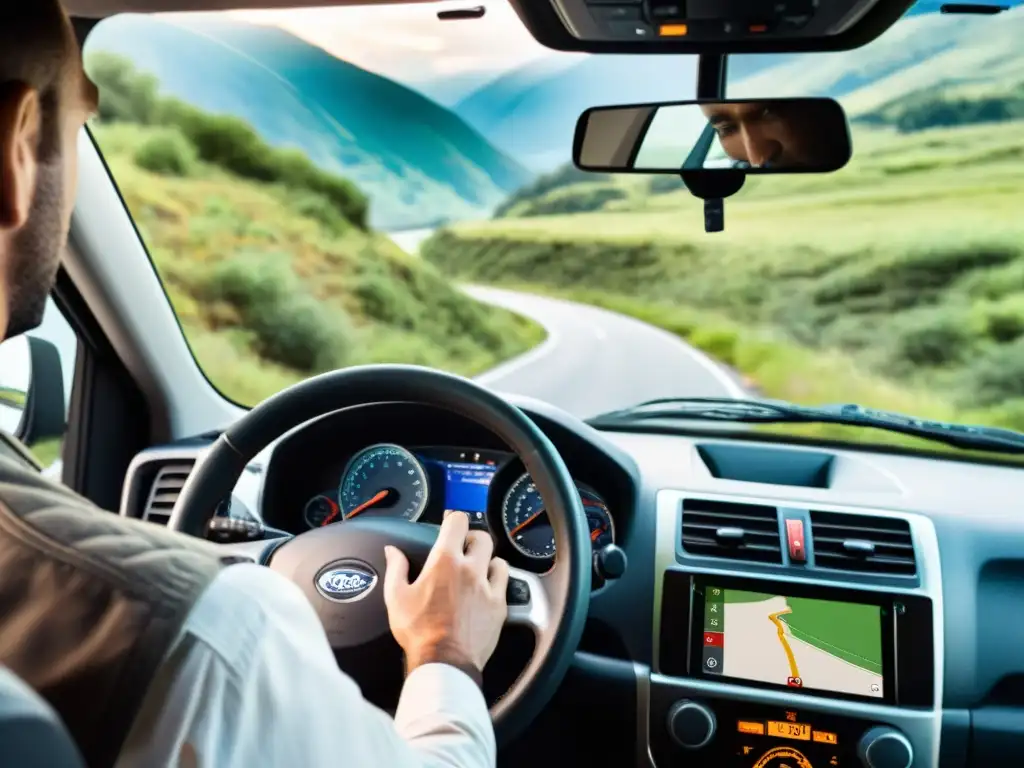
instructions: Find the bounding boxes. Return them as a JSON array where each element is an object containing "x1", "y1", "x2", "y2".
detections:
[
  {"x1": 786, "y1": 519, "x2": 807, "y2": 563},
  {"x1": 703, "y1": 631, "x2": 724, "y2": 648}
]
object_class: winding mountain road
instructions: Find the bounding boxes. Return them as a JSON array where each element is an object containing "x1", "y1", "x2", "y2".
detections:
[
  {"x1": 466, "y1": 285, "x2": 744, "y2": 419},
  {"x1": 386, "y1": 229, "x2": 744, "y2": 418}
]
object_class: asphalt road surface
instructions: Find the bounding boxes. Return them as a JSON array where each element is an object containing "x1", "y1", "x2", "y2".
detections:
[{"x1": 466, "y1": 285, "x2": 745, "y2": 420}]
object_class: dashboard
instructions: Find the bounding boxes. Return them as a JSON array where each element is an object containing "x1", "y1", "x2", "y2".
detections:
[{"x1": 121, "y1": 394, "x2": 1024, "y2": 768}]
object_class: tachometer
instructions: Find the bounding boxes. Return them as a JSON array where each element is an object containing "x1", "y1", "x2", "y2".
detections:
[
  {"x1": 501, "y1": 474, "x2": 615, "y2": 559},
  {"x1": 582, "y1": 488, "x2": 615, "y2": 549},
  {"x1": 304, "y1": 493, "x2": 340, "y2": 528},
  {"x1": 338, "y1": 443, "x2": 428, "y2": 522}
]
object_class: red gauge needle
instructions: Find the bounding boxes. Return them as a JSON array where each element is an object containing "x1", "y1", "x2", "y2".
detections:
[
  {"x1": 335, "y1": 489, "x2": 390, "y2": 523},
  {"x1": 320, "y1": 498, "x2": 342, "y2": 526},
  {"x1": 590, "y1": 527, "x2": 604, "y2": 542},
  {"x1": 509, "y1": 509, "x2": 546, "y2": 537}
]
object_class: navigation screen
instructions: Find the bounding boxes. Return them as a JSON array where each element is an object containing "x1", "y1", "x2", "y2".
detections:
[{"x1": 701, "y1": 586, "x2": 884, "y2": 699}]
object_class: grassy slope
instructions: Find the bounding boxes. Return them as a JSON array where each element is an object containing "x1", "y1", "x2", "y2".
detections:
[
  {"x1": 422, "y1": 122, "x2": 1024, "y2": 455},
  {"x1": 0, "y1": 388, "x2": 25, "y2": 408},
  {"x1": 783, "y1": 597, "x2": 883, "y2": 674},
  {"x1": 94, "y1": 123, "x2": 544, "y2": 406},
  {"x1": 722, "y1": 589, "x2": 775, "y2": 604}
]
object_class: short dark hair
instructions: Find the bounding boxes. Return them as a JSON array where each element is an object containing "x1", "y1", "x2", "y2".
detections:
[{"x1": 0, "y1": 2, "x2": 72, "y2": 161}]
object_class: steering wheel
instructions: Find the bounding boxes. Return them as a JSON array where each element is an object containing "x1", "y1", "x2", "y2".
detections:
[{"x1": 168, "y1": 365, "x2": 592, "y2": 744}]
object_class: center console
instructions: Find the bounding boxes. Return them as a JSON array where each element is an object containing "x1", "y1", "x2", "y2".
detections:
[{"x1": 642, "y1": 491, "x2": 944, "y2": 768}]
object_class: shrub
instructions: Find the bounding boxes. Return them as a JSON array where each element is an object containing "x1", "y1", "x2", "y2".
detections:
[
  {"x1": 185, "y1": 114, "x2": 280, "y2": 182},
  {"x1": 254, "y1": 292, "x2": 353, "y2": 372},
  {"x1": 886, "y1": 309, "x2": 973, "y2": 368},
  {"x1": 273, "y1": 150, "x2": 368, "y2": 230},
  {"x1": 649, "y1": 175, "x2": 686, "y2": 194},
  {"x1": 290, "y1": 193, "x2": 350, "y2": 235},
  {"x1": 133, "y1": 129, "x2": 196, "y2": 176},
  {"x1": 813, "y1": 247, "x2": 1017, "y2": 309},
  {"x1": 689, "y1": 327, "x2": 739, "y2": 366},
  {"x1": 201, "y1": 255, "x2": 353, "y2": 372},
  {"x1": 512, "y1": 184, "x2": 628, "y2": 218},
  {"x1": 959, "y1": 337, "x2": 1024, "y2": 407},
  {"x1": 495, "y1": 163, "x2": 610, "y2": 218},
  {"x1": 353, "y1": 271, "x2": 420, "y2": 329},
  {"x1": 87, "y1": 53, "x2": 160, "y2": 124},
  {"x1": 971, "y1": 296, "x2": 1024, "y2": 343}
]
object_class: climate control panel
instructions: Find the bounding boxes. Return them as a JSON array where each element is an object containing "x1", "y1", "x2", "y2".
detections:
[{"x1": 649, "y1": 693, "x2": 915, "y2": 768}]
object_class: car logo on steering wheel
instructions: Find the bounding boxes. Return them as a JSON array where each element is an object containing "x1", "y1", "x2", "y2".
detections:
[{"x1": 316, "y1": 563, "x2": 378, "y2": 602}]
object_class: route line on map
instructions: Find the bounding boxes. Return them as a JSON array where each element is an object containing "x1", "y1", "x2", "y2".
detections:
[{"x1": 769, "y1": 608, "x2": 800, "y2": 680}]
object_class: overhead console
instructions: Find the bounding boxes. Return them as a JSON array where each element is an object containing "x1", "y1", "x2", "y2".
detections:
[{"x1": 510, "y1": 0, "x2": 916, "y2": 52}]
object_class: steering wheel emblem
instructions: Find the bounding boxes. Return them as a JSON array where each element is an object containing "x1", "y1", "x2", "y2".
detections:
[{"x1": 315, "y1": 562, "x2": 378, "y2": 602}]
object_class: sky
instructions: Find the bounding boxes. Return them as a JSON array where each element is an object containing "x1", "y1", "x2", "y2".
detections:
[{"x1": 228, "y1": 1, "x2": 566, "y2": 97}]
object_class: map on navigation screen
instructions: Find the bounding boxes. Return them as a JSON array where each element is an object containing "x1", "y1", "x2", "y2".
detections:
[{"x1": 701, "y1": 587, "x2": 884, "y2": 699}]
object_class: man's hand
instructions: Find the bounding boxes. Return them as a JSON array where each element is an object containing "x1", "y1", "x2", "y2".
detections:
[{"x1": 383, "y1": 512, "x2": 509, "y2": 678}]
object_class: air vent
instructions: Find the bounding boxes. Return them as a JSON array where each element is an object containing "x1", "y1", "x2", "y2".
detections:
[
  {"x1": 142, "y1": 461, "x2": 195, "y2": 526},
  {"x1": 681, "y1": 498, "x2": 782, "y2": 563},
  {"x1": 810, "y1": 510, "x2": 916, "y2": 576}
]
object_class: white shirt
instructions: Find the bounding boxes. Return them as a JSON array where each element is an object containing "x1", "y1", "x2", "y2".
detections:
[{"x1": 115, "y1": 563, "x2": 495, "y2": 768}]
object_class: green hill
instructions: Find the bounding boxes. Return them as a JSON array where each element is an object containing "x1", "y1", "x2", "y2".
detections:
[
  {"x1": 92, "y1": 119, "x2": 543, "y2": 406},
  {"x1": 423, "y1": 120, "x2": 1024, "y2": 450},
  {"x1": 857, "y1": 83, "x2": 1024, "y2": 132}
]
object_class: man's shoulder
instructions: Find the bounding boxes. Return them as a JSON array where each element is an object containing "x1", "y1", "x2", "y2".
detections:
[
  {"x1": 180, "y1": 563, "x2": 322, "y2": 675},
  {"x1": 0, "y1": 454, "x2": 224, "y2": 594}
]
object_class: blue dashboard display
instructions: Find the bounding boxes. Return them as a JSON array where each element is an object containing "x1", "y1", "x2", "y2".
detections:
[
  {"x1": 414, "y1": 448, "x2": 505, "y2": 528},
  {"x1": 442, "y1": 461, "x2": 496, "y2": 516}
]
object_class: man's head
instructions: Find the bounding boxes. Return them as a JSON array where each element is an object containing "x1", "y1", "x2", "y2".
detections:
[
  {"x1": 0, "y1": 2, "x2": 98, "y2": 341},
  {"x1": 699, "y1": 101, "x2": 840, "y2": 170}
]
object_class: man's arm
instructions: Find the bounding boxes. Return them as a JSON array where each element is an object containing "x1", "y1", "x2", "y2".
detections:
[{"x1": 116, "y1": 562, "x2": 495, "y2": 768}]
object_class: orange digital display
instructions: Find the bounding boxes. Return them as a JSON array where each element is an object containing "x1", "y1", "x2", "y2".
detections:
[
  {"x1": 813, "y1": 730, "x2": 839, "y2": 745},
  {"x1": 767, "y1": 720, "x2": 811, "y2": 741},
  {"x1": 737, "y1": 720, "x2": 766, "y2": 735},
  {"x1": 658, "y1": 23, "x2": 688, "y2": 36}
]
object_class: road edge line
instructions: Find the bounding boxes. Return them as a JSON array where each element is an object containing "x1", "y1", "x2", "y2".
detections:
[{"x1": 466, "y1": 287, "x2": 563, "y2": 387}]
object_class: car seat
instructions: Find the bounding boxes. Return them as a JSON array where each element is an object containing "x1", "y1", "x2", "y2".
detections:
[{"x1": 0, "y1": 666, "x2": 85, "y2": 767}]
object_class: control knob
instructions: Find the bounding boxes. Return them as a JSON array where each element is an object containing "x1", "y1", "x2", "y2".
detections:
[
  {"x1": 858, "y1": 726, "x2": 914, "y2": 768},
  {"x1": 594, "y1": 544, "x2": 627, "y2": 580},
  {"x1": 666, "y1": 699, "x2": 716, "y2": 749}
]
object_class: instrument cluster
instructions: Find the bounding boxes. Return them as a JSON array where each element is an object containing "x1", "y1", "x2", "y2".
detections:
[{"x1": 298, "y1": 442, "x2": 618, "y2": 569}]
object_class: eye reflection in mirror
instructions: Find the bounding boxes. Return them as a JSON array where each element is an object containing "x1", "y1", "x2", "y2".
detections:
[
  {"x1": 701, "y1": 101, "x2": 843, "y2": 170},
  {"x1": 574, "y1": 98, "x2": 852, "y2": 175}
]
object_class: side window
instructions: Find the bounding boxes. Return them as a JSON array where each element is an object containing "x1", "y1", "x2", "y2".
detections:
[{"x1": 0, "y1": 298, "x2": 78, "y2": 476}]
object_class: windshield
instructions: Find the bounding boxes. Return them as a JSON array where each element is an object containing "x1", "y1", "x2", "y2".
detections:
[{"x1": 84, "y1": 0, "x2": 1024, "y2": 455}]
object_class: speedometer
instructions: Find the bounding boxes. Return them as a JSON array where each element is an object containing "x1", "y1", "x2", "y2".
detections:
[
  {"x1": 338, "y1": 443, "x2": 428, "y2": 522},
  {"x1": 501, "y1": 473, "x2": 615, "y2": 559}
]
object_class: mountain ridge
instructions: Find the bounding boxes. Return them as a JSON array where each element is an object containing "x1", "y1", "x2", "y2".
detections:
[{"x1": 85, "y1": 14, "x2": 532, "y2": 231}]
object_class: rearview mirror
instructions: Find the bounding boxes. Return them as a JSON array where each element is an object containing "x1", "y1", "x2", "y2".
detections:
[{"x1": 574, "y1": 98, "x2": 851, "y2": 174}]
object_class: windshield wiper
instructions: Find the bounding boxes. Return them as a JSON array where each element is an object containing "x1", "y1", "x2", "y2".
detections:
[{"x1": 588, "y1": 397, "x2": 1024, "y2": 454}]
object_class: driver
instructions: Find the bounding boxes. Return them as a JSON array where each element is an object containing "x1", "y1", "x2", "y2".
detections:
[
  {"x1": 0, "y1": 4, "x2": 507, "y2": 767},
  {"x1": 699, "y1": 100, "x2": 845, "y2": 170}
]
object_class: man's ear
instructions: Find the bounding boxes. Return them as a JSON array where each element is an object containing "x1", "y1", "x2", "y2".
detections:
[{"x1": 0, "y1": 83, "x2": 41, "y2": 231}]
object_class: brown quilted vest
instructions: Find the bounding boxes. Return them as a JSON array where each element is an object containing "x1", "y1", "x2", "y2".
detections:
[{"x1": 0, "y1": 453, "x2": 226, "y2": 767}]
